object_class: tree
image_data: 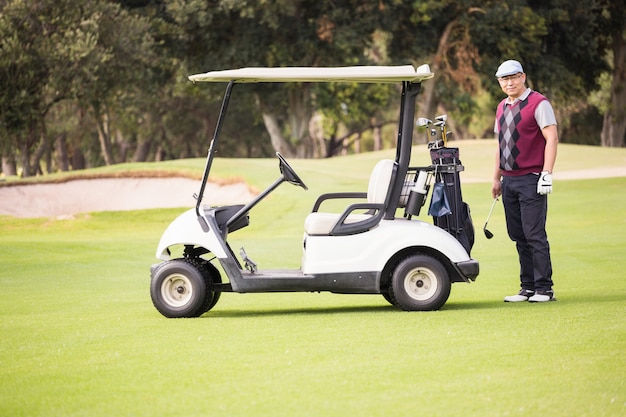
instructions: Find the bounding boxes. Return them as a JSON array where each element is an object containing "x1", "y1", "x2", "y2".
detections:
[
  {"x1": 70, "y1": 1, "x2": 164, "y2": 165},
  {"x1": 599, "y1": 0, "x2": 625, "y2": 147},
  {"x1": 170, "y1": 0, "x2": 388, "y2": 157},
  {"x1": 2, "y1": 0, "x2": 623, "y2": 177},
  {"x1": 0, "y1": 0, "x2": 173, "y2": 176},
  {"x1": 386, "y1": 0, "x2": 619, "y2": 143},
  {"x1": 0, "y1": 0, "x2": 52, "y2": 176}
]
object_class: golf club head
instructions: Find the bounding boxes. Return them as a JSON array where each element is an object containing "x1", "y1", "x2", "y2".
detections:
[
  {"x1": 416, "y1": 118, "x2": 432, "y2": 128},
  {"x1": 483, "y1": 197, "x2": 498, "y2": 239}
]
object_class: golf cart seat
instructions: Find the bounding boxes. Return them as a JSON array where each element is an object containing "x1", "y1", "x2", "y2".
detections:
[{"x1": 304, "y1": 159, "x2": 395, "y2": 236}]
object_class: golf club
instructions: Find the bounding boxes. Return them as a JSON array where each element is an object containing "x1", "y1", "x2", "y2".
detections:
[{"x1": 483, "y1": 197, "x2": 498, "y2": 239}]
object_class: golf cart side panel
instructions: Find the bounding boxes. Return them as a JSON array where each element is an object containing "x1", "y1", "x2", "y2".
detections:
[
  {"x1": 302, "y1": 219, "x2": 472, "y2": 275},
  {"x1": 155, "y1": 208, "x2": 229, "y2": 260}
]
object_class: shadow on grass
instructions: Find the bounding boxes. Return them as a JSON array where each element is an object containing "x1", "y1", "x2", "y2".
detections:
[
  {"x1": 446, "y1": 292, "x2": 625, "y2": 311},
  {"x1": 443, "y1": 299, "x2": 508, "y2": 311},
  {"x1": 204, "y1": 303, "x2": 396, "y2": 318},
  {"x1": 202, "y1": 297, "x2": 518, "y2": 318},
  {"x1": 197, "y1": 287, "x2": 626, "y2": 319}
]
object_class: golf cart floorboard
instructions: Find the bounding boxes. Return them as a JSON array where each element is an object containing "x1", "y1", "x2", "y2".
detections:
[{"x1": 235, "y1": 269, "x2": 379, "y2": 294}]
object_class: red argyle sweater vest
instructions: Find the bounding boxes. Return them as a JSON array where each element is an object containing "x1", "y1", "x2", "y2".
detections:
[{"x1": 496, "y1": 91, "x2": 547, "y2": 176}]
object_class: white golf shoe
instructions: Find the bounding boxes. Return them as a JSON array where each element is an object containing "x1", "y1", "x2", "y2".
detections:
[
  {"x1": 528, "y1": 291, "x2": 556, "y2": 302},
  {"x1": 504, "y1": 289, "x2": 535, "y2": 302}
]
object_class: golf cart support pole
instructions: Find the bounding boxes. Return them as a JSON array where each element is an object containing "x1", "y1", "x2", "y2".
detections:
[
  {"x1": 195, "y1": 80, "x2": 236, "y2": 224},
  {"x1": 385, "y1": 81, "x2": 422, "y2": 220}
]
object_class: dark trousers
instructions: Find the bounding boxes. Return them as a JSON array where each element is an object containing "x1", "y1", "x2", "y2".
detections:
[{"x1": 502, "y1": 174, "x2": 553, "y2": 292}]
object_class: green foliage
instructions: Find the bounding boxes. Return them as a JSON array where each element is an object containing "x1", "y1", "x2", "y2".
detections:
[
  {"x1": 0, "y1": 1, "x2": 47, "y2": 146},
  {"x1": 387, "y1": 0, "x2": 618, "y2": 141},
  {"x1": 1, "y1": 0, "x2": 624, "y2": 176},
  {"x1": 0, "y1": 0, "x2": 173, "y2": 172},
  {"x1": 168, "y1": 0, "x2": 393, "y2": 157},
  {"x1": 559, "y1": 107, "x2": 604, "y2": 146}
]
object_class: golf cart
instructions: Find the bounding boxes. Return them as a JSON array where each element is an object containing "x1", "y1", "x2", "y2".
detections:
[{"x1": 150, "y1": 64, "x2": 479, "y2": 318}]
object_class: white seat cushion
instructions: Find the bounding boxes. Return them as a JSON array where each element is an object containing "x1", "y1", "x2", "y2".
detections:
[
  {"x1": 304, "y1": 212, "x2": 372, "y2": 235},
  {"x1": 304, "y1": 159, "x2": 394, "y2": 236},
  {"x1": 367, "y1": 159, "x2": 395, "y2": 204}
]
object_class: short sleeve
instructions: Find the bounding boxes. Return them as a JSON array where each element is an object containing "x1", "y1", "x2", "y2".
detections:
[{"x1": 535, "y1": 100, "x2": 557, "y2": 129}]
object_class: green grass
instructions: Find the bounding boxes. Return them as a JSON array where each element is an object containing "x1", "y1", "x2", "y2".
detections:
[{"x1": 1, "y1": 145, "x2": 625, "y2": 417}]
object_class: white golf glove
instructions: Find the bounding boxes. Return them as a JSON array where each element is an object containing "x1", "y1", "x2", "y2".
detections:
[{"x1": 537, "y1": 171, "x2": 553, "y2": 195}]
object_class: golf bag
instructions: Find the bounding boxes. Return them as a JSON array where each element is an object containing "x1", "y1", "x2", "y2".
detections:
[{"x1": 429, "y1": 147, "x2": 475, "y2": 255}]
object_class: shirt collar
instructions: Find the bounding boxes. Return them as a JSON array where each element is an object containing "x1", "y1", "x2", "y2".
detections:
[{"x1": 505, "y1": 88, "x2": 532, "y2": 105}]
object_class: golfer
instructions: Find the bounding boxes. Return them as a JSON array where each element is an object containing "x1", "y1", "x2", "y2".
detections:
[{"x1": 492, "y1": 59, "x2": 559, "y2": 303}]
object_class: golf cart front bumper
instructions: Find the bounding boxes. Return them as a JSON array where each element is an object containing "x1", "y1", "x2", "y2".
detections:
[{"x1": 455, "y1": 259, "x2": 479, "y2": 282}]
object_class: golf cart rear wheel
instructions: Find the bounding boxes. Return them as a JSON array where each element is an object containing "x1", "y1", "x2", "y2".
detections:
[
  {"x1": 150, "y1": 259, "x2": 212, "y2": 318},
  {"x1": 389, "y1": 254, "x2": 451, "y2": 311}
]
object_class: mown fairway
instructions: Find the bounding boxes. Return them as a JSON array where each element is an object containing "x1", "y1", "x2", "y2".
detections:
[{"x1": 1, "y1": 143, "x2": 624, "y2": 417}]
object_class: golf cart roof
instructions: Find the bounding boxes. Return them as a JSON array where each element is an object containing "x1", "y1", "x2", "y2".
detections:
[{"x1": 188, "y1": 64, "x2": 433, "y2": 83}]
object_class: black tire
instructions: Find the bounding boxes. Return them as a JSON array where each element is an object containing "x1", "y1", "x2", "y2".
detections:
[
  {"x1": 150, "y1": 259, "x2": 212, "y2": 318},
  {"x1": 389, "y1": 254, "x2": 451, "y2": 311},
  {"x1": 200, "y1": 261, "x2": 222, "y2": 313}
]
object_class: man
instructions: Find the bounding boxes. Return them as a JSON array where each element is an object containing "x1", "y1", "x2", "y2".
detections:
[{"x1": 492, "y1": 59, "x2": 559, "y2": 303}]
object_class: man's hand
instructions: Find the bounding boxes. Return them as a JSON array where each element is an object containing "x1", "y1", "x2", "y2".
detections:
[
  {"x1": 492, "y1": 179, "x2": 502, "y2": 199},
  {"x1": 537, "y1": 171, "x2": 553, "y2": 195}
]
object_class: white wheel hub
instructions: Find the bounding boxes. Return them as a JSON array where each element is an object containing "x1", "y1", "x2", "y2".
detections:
[
  {"x1": 161, "y1": 273, "x2": 194, "y2": 307},
  {"x1": 403, "y1": 267, "x2": 438, "y2": 301}
]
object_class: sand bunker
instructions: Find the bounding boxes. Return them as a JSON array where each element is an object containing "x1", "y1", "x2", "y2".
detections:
[
  {"x1": 0, "y1": 178, "x2": 256, "y2": 219},
  {"x1": 1, "y1": 165, "x2": 624, "y2": 219}
]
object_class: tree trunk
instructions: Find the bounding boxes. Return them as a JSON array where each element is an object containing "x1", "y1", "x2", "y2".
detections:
[
  {"x1": 71, "y1": 147, "x2": 86, "y2": 170},
  {"x1": 94, "y1": 106, "x2": 115, "y2": 165},
  {"x1": 308, "y1": 112, "x2": 326, "y2": 158},
  {"x1": 601, "y1": 28, "x2": 626, "y2": 148},
  {"x1": 19, "y1": 138, "x2": 31, "y2": 178},
  {"x1": 354, "y1": 133, "x2": 361, "y2": 154},
  {"x1": 154, "y1": 144, "x2": 165, "y2": 162},
  {"x1": 133, "y1": 116, "x2": 157, "y2": 162},
  {"x1": 55, "y1": 133, "x2": 70, "y2": 172},
  {"x1": 416, "y1": 19, "x2": 454, "y2": 132},
  {"x1": 261, "y1": 112, "x2": 295, "y2": 157},
  {"x1": 31, "y1": 129, "x2": 50, "y2": 175},
  {"x1": 287, "y1": 86, "x2": 315, "y2": 157},
  {"x1": 257, "y1": 86, "x2": 316, "y2": 158},
  {"x1": 2, "y1": 156, "x2": 17, "y2": 176},
  {"x1": 116, "y1": 129, "x2": 130, "y2": 162},
  {"x1": 373, "y1": 121, "x2": 382, "y2": 151},
  {"x1": 133, "y1": 138, "x2": 153, "y2": 162}
]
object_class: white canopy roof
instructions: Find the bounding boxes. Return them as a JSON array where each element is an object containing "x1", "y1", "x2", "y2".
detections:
[{"x1": 188, "y1": 64, "x2": 433, "y2": 83}]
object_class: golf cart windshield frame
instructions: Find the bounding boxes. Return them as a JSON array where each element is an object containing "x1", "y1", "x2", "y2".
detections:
[{"x1": 190, "y1": 65, "x2": 434, "y2": 219}]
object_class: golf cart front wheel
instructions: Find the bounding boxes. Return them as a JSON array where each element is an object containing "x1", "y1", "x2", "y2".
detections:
[
  {"x1": 389, "y1": 254, "x2": 451, "y2": 311},
  {"x1": 150, "y1": 259, "x2": 212, "y2": 318}
]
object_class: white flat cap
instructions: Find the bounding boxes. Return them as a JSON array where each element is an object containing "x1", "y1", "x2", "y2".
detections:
[{"x1": 495, "y1": 60, "x2": 524, "y2": 77}]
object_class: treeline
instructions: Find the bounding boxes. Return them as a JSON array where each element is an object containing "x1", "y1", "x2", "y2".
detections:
[{"x1": 1, "y1": 0, "x2": 624, "y2": 177}]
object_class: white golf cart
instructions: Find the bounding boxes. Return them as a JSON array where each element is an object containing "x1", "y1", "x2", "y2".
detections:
[{"x1": 150, "y1": 64, "x2": 479, "y2": 318}]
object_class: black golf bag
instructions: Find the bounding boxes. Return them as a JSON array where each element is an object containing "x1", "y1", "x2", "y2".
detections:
[{"x1": 429, "y1": 147, "x2": 475, "y2": 255}]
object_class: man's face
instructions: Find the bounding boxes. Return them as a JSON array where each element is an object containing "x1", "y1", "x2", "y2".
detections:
[{"x1": 498, "y1": 73, "x2": 526, "y2": 99}]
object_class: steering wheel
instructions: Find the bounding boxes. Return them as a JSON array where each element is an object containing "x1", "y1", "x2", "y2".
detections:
[{"x1": 277, "y1": 153, "x2": 308, "y2": 190}]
